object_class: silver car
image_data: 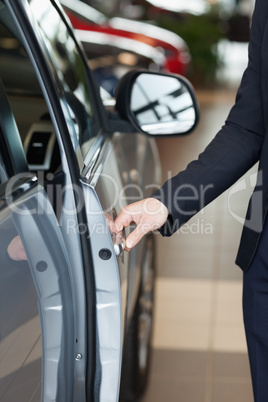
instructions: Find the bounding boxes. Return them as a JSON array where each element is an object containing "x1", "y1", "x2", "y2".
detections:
[{"x1": 0, "y1": 1, "x2": 199, "y2": 401}]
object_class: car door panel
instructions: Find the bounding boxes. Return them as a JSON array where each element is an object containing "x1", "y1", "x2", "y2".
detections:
[
  {"x1": 0, "y1": 1, "x2": 145, "y2": 399},
  {"x1": 0, "y1": 177, "x2": 75, "y2": 402},
  {"x1": 0, "y1": 221, "x2": 41, "y2": 402},
  {"x1": 110, "y1": 130, "x2": 162, "y2": 324},
  {"x1": 81, "y1": 137, "x2": 132, "y2": 401},
  {"x1": 82, "y1": 181, "x2": 123, "y2": 402},
  {"x1": 1, "y1": 2, "x2": 101, "y2": 399}
]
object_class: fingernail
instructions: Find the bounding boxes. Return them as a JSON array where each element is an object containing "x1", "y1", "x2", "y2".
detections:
[{"x1": 126, "y1": 239, "x2": 134, "y2": 249}]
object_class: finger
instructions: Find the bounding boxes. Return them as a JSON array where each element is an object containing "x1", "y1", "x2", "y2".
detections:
[
  {"x1": 125, "y1": 222, "x2": 151, "y2": 250},
  {"x1": 114, "y1": 208, "x2": 135, "y2": 232}
]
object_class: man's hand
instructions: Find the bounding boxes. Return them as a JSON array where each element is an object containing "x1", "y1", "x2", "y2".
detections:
[{"x1": 114, "y1": 198, "x2": 169, "y2": 250}]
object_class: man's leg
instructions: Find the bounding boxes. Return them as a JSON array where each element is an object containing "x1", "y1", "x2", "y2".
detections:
[{"x1": 243, "y1": 224, "x2": 268, "y2": 401}]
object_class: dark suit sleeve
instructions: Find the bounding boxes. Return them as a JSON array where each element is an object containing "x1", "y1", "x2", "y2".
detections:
[{"x1": 153, "y1": 0, "x2": 267, "y2": 236}]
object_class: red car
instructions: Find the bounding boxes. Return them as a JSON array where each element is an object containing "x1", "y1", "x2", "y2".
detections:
[{"x1": 60, "y1": 0, "x2": 191, "y2": 76}]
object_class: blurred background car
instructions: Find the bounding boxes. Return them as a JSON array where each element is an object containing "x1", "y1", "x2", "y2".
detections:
[
  {"x1": 60, "y1": 0, "x2": 191, "y2": 77},
  {"x1": 131, "y1": 0, "x2": 210, "y2": 16},
  {"x1": 76, "y1": 29, "x2": 166, "y2": 96},
  {"x1": 81, "y1": 0, "x2": 252, "y2": 87}
]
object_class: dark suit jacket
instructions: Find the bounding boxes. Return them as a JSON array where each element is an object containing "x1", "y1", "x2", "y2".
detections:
[{"x1": 153, "y1": 0, "x2": 268, "y2": 272}]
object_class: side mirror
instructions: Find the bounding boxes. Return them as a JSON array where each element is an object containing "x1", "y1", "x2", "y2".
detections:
[{"x1": 115, "y1": 70, "x2": 199, "y2": 136}]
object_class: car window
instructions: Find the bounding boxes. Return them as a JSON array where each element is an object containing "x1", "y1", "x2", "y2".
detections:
[
  {"x1": 0, "y1": 0, "x2": 101, "y2": 174},
  {"x1": 0, "y1": 21, "x2": 60, "y2": 180},
  {"x1": 27, "y1": 0, "x2": 101, "y2": 160}
]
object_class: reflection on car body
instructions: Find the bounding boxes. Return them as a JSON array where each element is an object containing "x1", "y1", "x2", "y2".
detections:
[{"x1": 0, "y1": 0, "x2": 198, "y2": 401}]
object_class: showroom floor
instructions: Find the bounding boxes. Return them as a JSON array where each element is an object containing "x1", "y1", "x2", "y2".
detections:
[{"x1": 140, "y1": 41, "x2": 256, "y2": 402}]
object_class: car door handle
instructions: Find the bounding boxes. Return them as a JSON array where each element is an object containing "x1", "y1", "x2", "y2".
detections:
[{"x1": 111, "y1": 230, "x2": 125, "y2": 257}]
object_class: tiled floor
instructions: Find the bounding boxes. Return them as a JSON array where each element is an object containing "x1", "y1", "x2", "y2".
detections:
[{"x1": 140, "y1": 42, "x2": 256, "y2": 402}]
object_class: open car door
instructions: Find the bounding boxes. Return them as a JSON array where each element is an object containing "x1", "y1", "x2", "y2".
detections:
[{"x1": 0, "y1": 0, "x2": 116, "y2": 400}]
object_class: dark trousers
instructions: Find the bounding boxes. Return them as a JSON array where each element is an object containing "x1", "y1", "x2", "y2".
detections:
[{"x1": 243, "y1": 222, "x2": 268, "y2": 401}]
